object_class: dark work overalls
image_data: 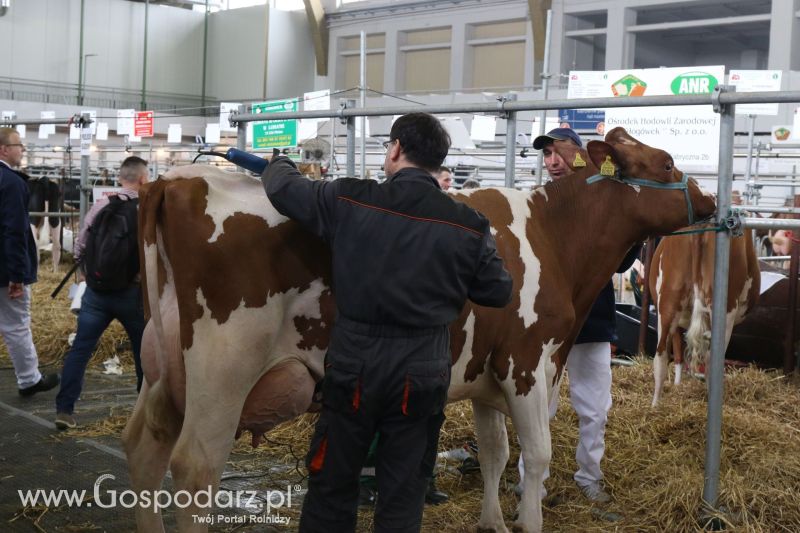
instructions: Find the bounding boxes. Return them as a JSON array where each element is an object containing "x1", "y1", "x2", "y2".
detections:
[{"x1": 263, "y1": 157, "x2": 512, "y2": 533}]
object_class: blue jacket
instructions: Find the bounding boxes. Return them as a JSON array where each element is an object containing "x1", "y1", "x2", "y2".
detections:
[
  {"x1": 575, "y1": 244, "x2": 641, "y2": 344},
  {"x1": 0, "y1": 163, "x2": 38, "y2": 285}
]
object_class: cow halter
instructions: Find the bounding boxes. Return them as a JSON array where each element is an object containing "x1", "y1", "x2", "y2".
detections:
[{"x1": 586, "y1": 170, "x2": 696, "y2": 225}]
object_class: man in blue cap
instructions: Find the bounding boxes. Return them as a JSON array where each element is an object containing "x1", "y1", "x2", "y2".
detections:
[{"x1": 523, "y1": 127, "x2": 639, "y2": 506}]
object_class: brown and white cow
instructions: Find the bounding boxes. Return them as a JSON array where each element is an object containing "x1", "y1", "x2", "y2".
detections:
[
  {"x1": 122, "y1": 127, "x2": 716, "y2": 532},
  {"x1": 648, "y1": 231, "x2": 760, "y2": 407}
]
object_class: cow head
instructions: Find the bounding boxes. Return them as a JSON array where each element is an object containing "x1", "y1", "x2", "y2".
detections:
[{"x1": 586, "y1": 127, "x2": 716, "y2": 232}]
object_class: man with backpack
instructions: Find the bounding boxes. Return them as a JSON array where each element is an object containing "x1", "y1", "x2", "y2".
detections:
[{"x1": 54, "y1": 156, "x2": 148, "y2": 430}]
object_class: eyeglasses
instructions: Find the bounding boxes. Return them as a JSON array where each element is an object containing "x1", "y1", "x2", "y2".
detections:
[
  {"x1": 1, "y1": 143, "x2": 24, "y2": 148},
  {"x1": 382, "y1": 139, "x2": 395, "y2": 152}
]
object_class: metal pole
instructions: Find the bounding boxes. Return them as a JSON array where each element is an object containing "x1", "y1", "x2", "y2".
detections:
[
  {"x1": 785, "y1": 233, "x2": 799, "y2": 374},
  {"x1": 78, "y1": 0, "x2": 85, "y2": 106},
  {"x1": 201, "y1": 0, "x2": 209, "y2": 109},
  {"x1": 141, "y1": 0, "x2": 149, "y2": 110},
  {"x1": 79, "y1": 113, "x2": 91, "y2": 229},
  {"x1": 346, "y1": 99, "x2": 356, "y2": 178},
  {"x1": 504, "y1": 94, "x2": 517, "y2": 188},
  {"x1": 236, "y1": 104, "x2": 247, "y2": 170},
  {"x1": 535, "y1": 9, "x2": 553, "y2": 186},
  {"x1": 702, "y1": 85, "x2": 735, "y2": 512},
  {"x1": 329, "y1": 116, "x2": 336, "y2": 174},
  {"x1": 638, "y1": 238, "x2": 655, "y2": 354},
  {"x1": 743, "y1": 115, "x2": 755, "y2": 203},
  {"x1": 360, "y1": 31, "x2": 367, "y2": 178}
]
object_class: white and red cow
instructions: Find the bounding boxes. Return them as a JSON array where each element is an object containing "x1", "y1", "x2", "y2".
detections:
[
  {"x1": 122, "y1": 127, "x2": 716, "y2": 532},
  {"x1": 648, "y1": 231, "x2": 760, "y2": 407},
  {"x1": 27, "y1": 176, "x2": 64, "y2": 271}
]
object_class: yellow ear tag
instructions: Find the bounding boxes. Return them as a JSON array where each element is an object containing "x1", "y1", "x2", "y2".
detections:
[
  {"x1": 572, "y1": 153, "x2": 586, "y2": 168},
  {"x1": 600, "y1": 155, "x2": 616, "y2": 176}
]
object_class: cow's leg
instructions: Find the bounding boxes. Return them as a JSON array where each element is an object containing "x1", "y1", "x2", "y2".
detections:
[
  {"x1": 672, "y1": 329, "x2": 684, "y2": 386},
  {"x1": 49, "y1": 222, "x2": 61, "y2": 272},
  {"x1": 652, "y1": 308, "x2": 675, "y2": 407},
  {"x1": 122, "y1": 379, "x2": 182, "y2": 533},
  {"x1": 30, "y1": 224, "x2": 41, "y2": 263},
  {"x1": 168, "y1": 376, "x2": 253, "y2": 532},
  {"x1": 473, "y1": 400, "x2": 510, "y2": 533},
  {"x1": 506, "y1": 377, "x2": 550, "y2": 533}
]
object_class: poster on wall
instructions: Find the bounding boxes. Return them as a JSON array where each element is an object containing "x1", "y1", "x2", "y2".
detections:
[{"x1": 568, "y1": 66, "x2": 725, "y2": 173}]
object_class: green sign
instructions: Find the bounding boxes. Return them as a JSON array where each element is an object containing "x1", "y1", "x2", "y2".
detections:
[
  {"x1": 251, "y1": 98, "x2": 298, "y2": 149},
  {"x1": 670, "y1": 72, "x2": 719, "y2": 95}
]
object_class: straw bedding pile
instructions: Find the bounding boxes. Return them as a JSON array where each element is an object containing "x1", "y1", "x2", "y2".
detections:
[
  {"x1": 0, "y1": 257, "x2": 134, "y2": 375},
  {"x1": 11, "y1": 262, "x2": 800, "y2": 531}
]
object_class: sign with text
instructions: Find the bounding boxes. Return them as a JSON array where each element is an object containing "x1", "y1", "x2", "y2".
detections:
[
  {"x1": 252, "y1": 99, "x2": 298, "y2": 149},
  {"x1": 134, "y1": 111, "x2": 154, "y2": 138},
  {"x1": 568, "y1": 66, "x2": 725, "y2": 172},
  {"x1": 729, "y1": 70, "x2": 782, "y2": 116},
  {"x1": 557, "y1": 109, "x2": 605, "y2": 133}
]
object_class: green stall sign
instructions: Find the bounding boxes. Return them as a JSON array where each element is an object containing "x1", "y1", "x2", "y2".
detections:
[{"x1": 252, "y1": 99, "x2": 298, "y2": 149}]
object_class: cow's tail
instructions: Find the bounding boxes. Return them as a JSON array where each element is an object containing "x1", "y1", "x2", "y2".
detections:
[{"x1": 139, "y1": 179, "x2": 170, "y2": 384}]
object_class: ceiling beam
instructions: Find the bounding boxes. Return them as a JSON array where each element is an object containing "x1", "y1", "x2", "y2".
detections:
[
  {"x1": 303, "y1": 0, "x2": 329, "y2": 76},
  {"x1": 528, "y1": 0, "x2": 552, "y2": 64}
]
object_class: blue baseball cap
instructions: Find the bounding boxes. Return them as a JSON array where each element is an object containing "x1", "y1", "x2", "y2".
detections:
[{"x1": 533, "y1": 127, "x2": 583, "y2": 149}]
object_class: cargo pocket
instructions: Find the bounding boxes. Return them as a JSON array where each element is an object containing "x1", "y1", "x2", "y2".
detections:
[
  {"x1": 322, "y1": 353, "x2": 364, "y2": 414},
  {"x1": 401, "y1": 358, "x2": 450, "y2": 418},
  {"x1": 306, "y1": 420, "x2": 329, "y2": 475}
]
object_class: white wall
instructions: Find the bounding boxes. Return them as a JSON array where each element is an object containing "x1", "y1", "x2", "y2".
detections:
[
  {"x1": 0, "y1": 0, "x2": 316, "y2": 102},
  {"x1": 0, "y1": 0, "x2": 206, "y2": 95}
]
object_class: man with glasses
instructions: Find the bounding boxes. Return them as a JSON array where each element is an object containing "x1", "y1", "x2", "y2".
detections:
[
  {"x1": 0, "y1": 127, "x2": 59, "y2": 397},
  {"x1": 263, "y1": 112, "x2": 512, "y2": 532}
]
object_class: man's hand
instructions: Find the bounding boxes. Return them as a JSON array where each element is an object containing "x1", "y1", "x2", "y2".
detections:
[{"x1": 8, "y1": 282, "x2": 23, "y2": 299}]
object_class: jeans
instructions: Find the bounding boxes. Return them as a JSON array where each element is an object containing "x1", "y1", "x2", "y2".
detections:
[
  {"x1": 55, "y1": 285, "x2": 145, "y2": 414},
  {"x1": 0, "y1": 285, "x2": 42, "y2": 388}
]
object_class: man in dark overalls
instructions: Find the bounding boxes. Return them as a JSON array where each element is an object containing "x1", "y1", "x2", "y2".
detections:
[{"x1": 262, "y1": 112, "x2": 513, "y2": 533}]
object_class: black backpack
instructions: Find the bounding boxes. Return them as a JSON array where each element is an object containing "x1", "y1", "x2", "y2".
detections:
[{"x1": 83, "y1": 195, "x2": 140, "y2": 292}]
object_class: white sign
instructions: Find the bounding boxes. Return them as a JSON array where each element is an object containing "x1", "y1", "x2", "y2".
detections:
[
  {"x1": 70, "y1": 122, "x2": 81, "y2": 140},
  {"x1": 205, "y1": 123, "x2": 221, "y2": 144},
  {"x1": 15, "y1": 125, "x2": 26, "y2": 139},
  {"x1": 40, "y1": 111, "x2": 56, "y2": 136},
  {"x1": 96, "y1": 122, "x2": 109, "y2": 141},
  {"x1": 470, "y1": 115, "x2": 497, "y2": 142},
  {"x1": 219, "y1": 102, "x2": 242, "y2": 133},
  {"x1": 80, "y1": 128, "x2": 93, "y2": 156},
  {"x1": 116, "y1": 109, "x2": 135, "y2": 136},
  {"x1": 355, "y1": 117, "x2": 370, "y2": 139},
  {"x1": 167, "y1": 123, "x2": 182, "y2": 144},
  {"x1": 729, "y1": 70, "x2": 782, "y2": 116},
  {"x1": 569, "y1": 66, "x2": 725, "y2": 173},
  {"x1": 771, "y1": 125, "x2": 795, "y2": 144},
  {"x1": 530, "y1": 117, "x2": 561, "y2": 138},
  {"x1": 298, "y1": 119, "x2": 320, "y2": 142},
  {"x1": 303, "y1": 89, "x2": 331, "y2": 113},
  {"x1": 439, "y1": 116, "x2": 475, "y2": 150},
  {"x1": 300, "y1": 89, "x2": 331, "y2": 143},
  {"x1": 793, "y1": 107, "x2": 800, "y2": 140},
  {"x1": 1, "y1": 111, "x2": 15, "y2": 122}
]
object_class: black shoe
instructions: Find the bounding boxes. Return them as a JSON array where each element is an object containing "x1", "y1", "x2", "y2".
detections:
[
  {"x1": 19, "y1": 373, "x2": 60, "y2": 397},
  {"x1": 358, "y1": 484, "x2": 377, "y2": 507},
  {"x1": 425, "y1": 478, "x2": 449, "y2": 505}
]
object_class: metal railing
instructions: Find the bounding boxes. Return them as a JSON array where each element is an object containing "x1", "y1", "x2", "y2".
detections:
[
  {"x1": 0, "y1": 76, "x2": 218, "y2": 115},
  {"x1": 230, "y1": 87, "x2": 800, "y2": 520}
]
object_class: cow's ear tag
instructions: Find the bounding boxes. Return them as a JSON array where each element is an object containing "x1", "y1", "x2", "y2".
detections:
[
  {"x1": 572, "y1": 153, "x2": 586, "y2": 168},
  {"x1": 600, "y1": 156, "x2": 616, "y2": 176}
]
